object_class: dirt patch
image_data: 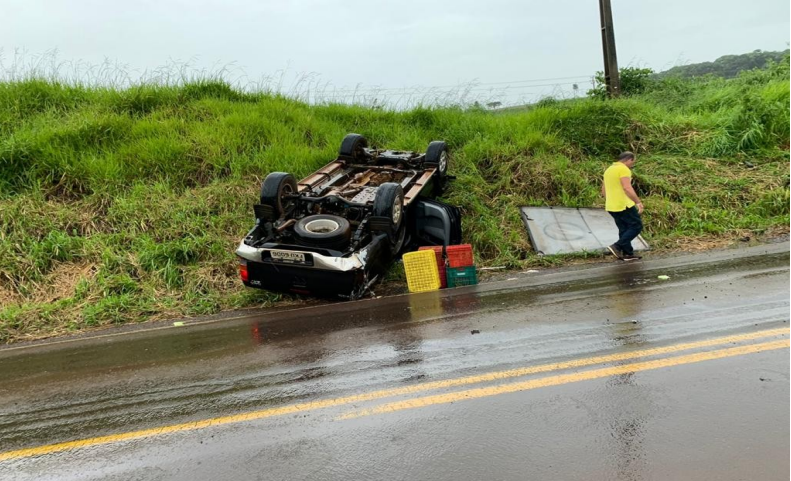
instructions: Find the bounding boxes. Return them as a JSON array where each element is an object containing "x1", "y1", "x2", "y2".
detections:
[
  {"x1": 0, "y1": 283, "x2": 19, "y2": 306},
  {"x1": 189, "y1": 264, "x2": 238, "y2": 292},
  {"x1": 2, "y1": 262, "x2": 98, "y2": 306},
  {"x1": 46, "y1": 263, "x2": 98, "y2": 303},
  {"x1": 764, "y1": 224, "x2": 791, "y2": 239},
  {"x1": 654, "y1": 227, "x2": 790, "y2": 253}
]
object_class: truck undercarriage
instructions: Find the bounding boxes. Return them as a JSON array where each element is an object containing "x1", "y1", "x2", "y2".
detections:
[{"x1": 236, "y1": 134, "x2": 460, "y2": 299}]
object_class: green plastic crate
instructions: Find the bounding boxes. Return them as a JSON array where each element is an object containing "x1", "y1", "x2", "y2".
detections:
[{"x1": 446, "y1": 266, "x2": 477, "y2": 288}]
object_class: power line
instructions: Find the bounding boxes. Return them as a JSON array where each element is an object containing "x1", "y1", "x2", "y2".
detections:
[
  {"x1": 315, "y1": 82, "x2": 587, "y2": 101},
  {"x1": 322, "y1": 75, "x2": 592, "y2": 94}
]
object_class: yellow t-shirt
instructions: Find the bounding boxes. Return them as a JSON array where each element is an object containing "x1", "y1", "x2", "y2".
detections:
[{"x1": 604, "y1": 162, "x2": 635, "y2": 212}]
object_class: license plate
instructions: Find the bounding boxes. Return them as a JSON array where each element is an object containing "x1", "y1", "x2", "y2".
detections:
[{"x1": 269, "y1": 250, "x2": 306, "y2": 264}]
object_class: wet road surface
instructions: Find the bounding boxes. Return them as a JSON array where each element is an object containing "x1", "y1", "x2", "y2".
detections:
[{"x1": 0, "y1": 243, "x2": 788, "y2": 480}]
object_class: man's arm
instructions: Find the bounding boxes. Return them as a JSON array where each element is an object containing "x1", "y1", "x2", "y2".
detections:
[
  {"x1": 620, "y1": 176, "x2": 644, "y2": 213},
  {"x1": 601, "y1": 181, "x2": 606, "y2": 198}
]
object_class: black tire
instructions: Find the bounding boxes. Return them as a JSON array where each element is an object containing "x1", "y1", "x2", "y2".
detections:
[
  {"x1": 373, "y1": 183, "x2": 405, "y2": 253},
  {"x1": 390, "y1": 221, "x2": 407, "y2": 256},
  {"x1": 260, "y1": 172, "x2": 298, "y2": 219},
  {"x1": 338, "y1": 133, "x2": 369, "y2": 163},
  {"x1": 293, "y1": 214, "x2": 352, "y2": 249},
  {"x1": 424, "y1": 141, "x2": 449, "y2": 177},
  {"x1": 372, "y1": 183, "x2": 405, "y2": 233}
]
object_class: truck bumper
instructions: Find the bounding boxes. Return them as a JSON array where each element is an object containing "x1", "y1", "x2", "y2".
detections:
[
  {"x1": 236, "y1": 234, "x2": 390, "y2": 298},
  {"x1": 243, "y1": 261, "x2": 363, "y2": 297}
]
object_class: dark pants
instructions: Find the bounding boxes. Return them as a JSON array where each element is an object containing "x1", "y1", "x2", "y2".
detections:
[{"x1": 608, "y1": 206, "x2": 643, "y2": 255}]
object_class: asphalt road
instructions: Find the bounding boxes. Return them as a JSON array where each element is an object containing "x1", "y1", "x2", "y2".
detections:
[{"x1": 0, "y1": 243, "x2": 788, "y2": 481}]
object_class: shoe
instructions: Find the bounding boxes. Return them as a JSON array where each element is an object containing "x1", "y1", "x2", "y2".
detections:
[
  {"x1": 622, "y1": 254, "x2": 642, "y2": 261},
  {"x1": 607, "y1": 244, "x2": 624, "y2": 259}
]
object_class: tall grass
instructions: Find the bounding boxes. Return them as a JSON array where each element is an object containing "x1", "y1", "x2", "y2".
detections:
[{"x1": 1, "y1": 57, "x2": 788, "y2": 342}]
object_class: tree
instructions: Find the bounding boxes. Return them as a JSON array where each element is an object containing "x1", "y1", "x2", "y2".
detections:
[{"x1": 588, "y1": 67, "x2": 654, "y2": 99}]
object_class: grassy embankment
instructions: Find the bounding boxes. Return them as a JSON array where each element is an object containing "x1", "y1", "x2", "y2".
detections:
[{"x1": 1, "y1": 60, "x2": 789, "y2": 342}]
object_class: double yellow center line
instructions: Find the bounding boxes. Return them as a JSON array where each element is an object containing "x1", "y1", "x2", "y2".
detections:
[
  {"x1": 340, "y1": 338, "x2": 788, "y2": 419},
  {"x1": 1, "y1": 327, "x2": 787, "y2": 461}
]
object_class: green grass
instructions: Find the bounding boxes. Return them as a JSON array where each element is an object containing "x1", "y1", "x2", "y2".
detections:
[{"x1": 1, "y1": 62, "x2": 789, "y2": 343}]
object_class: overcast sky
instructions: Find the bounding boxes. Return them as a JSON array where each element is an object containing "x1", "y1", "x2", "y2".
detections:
[{"x1": 2, "y1": 0, "x2": 789, "y2": 106}]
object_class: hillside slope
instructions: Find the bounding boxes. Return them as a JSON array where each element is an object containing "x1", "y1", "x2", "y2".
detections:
[{"x1": 1, "y1": 59, "x2": 788, "y2": 342}]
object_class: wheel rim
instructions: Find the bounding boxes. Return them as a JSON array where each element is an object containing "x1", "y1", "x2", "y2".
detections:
[
  {"x1": 392, "y1": 196, "x2": 403, "y2": 226},
  {"x1": 281, "y1": 183, "x2": 295, "y2": 212},
  {"x1": 305, "y1": 219, "x2": 340, "y2": 234},
  {"x1": 439, "y1": 151, "x2": 447, "y2": 174}
]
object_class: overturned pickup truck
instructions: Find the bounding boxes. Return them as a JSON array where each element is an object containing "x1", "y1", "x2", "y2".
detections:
[{"x1": 236, "y1": 134, "x2": 461, "y2": 299}]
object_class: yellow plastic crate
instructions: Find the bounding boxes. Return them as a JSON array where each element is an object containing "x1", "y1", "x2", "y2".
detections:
[{"x1": 402, "y1": 250, "x2": 441, "y2": 293}]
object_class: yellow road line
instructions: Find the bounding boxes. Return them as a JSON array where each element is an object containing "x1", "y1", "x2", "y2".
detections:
[
  {"x1": 0, "y1": 328, "x2": 786, "y2": 461},
  {"x1": 340, "y1": 339, "x2": 790, "y2": 419}
]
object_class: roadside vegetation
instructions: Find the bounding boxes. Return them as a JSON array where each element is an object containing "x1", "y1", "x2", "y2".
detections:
[
  {"x1": 654, "y1": 49, "x2": 789, "y2": 79},
  {"x1": 1, "y1": 56, "x2": 788, "y2": 342}
]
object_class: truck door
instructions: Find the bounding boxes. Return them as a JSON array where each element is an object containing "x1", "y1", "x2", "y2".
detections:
[{"x1": 410, "y1": 198, "x2": 462, "y2": 247}]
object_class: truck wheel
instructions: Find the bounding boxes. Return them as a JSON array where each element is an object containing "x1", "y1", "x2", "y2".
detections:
[
  {"x1": 425, "y1": 141, "x2": 449, "y2": 195},
  {"x1": 373, "y1": 183, "x2": 404, "y2": 233},
  {"x1": 425, "y1": 141, "x2": 449, "y2": 178},
  {"x1": 372, "y1": 182, "x2": 405, "y2": 253},
  {"x1": 294, "y1": 214, "x2": 352, "y2": 249},
  {"x1": 390, "y1": 221, "x2": 406, "y2": 255},
  {"x1": 338, "y1": 133, "x2": 369, "y2": 163},
  {"x1": 260, "y1": 172, "x2": 298, "y2": 219}
]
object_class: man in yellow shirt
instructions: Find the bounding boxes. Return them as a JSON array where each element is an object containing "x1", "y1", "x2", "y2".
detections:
[{"x1": 602, "y1": 152, "x2": 644, "y2": 261}]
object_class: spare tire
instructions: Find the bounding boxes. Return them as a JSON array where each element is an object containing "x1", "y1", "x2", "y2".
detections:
[{"x1": 293, "y1": 214, "x2": 352, "y2": 249}]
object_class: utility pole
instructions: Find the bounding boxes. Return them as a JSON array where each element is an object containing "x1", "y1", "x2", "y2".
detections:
[{"x1": 599, "y1": 0, "x2": 621, "y2": 97}]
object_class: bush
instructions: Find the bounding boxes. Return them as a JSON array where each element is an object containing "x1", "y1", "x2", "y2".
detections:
[{"x1": 588, "y1": 67, "x2": 656, "y2": 99}]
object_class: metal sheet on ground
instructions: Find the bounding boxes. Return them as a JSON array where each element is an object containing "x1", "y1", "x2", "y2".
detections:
[{"x1": 520, "y1": 206, "x2": 649, "y2": 255}]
